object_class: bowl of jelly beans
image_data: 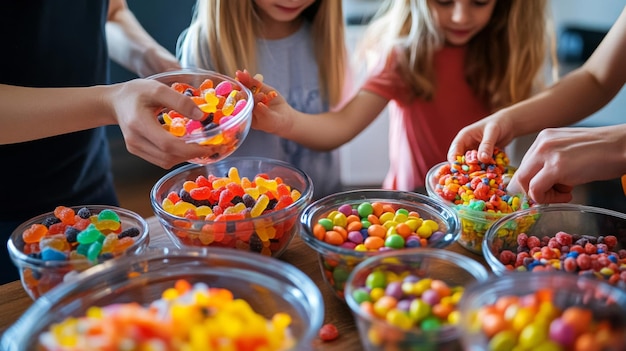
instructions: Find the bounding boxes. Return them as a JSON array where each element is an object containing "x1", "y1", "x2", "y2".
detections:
[
  {"x1": 483, "y1": 203, "x2": 626, "y2": 288},
  {"x1": 299, "y1": 189, "x2": 460, "y2": 301},
  {"x1": 345, "y1": 248, "x2": 489, "y2": 350},
  {"x1": 151, "y1": 156, "x2": 313, "y2": 257},
  {"x1": 0, "y1": 247, "x2": 324, "y2": 351},
  {"x1": 147, "y1": 68, "x2": 253, "y2": 165},
  {"x1": 426, "y1": 149, "x2": 533, "y2": 255},
  {"x1": 458, "y1": 271, "x2": 626, "y2": 351},
  {"x1": 7, "y1": 205, "x2": 150, "y2": 300}
]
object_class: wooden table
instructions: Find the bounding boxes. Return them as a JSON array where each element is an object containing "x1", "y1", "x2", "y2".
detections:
[{"x1": 0, "y1": 217, "x2": 489, "y2": 349}]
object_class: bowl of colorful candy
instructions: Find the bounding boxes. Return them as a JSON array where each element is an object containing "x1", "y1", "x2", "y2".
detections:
[
  {"x1": 345, "y1": 248, "x2": 489, "y2": 350},
  {"x1": 0, "y1": 247, "x2": 324, "y2": 351},
  {"x1": 483, "y1": 203, "x2": 626, "y2": 287},
  {"x1": 425, "y1": 149, "x2": 533, "y2": 255},
  {"x1": 151, "y1": 157, "x2": 314, "y2": 257},
  {"x1": 458, "y1": 271, "x2": 626, "y2": 350},
  {"x1": 147, "y1": 68, "x2": 253, "y2": 165},
  {"x1": 299, "y1": 189, "x2": 460, "y2": 300},
  {"x1": 7, "y1": 205, "x2": 150, "y2": 300}
]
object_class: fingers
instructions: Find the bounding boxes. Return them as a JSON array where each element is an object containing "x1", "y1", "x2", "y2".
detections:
[
  {"x1": 155, "y1": 84, "x2": 204, "y2": 120},
  {"x1": 477, "y1": 123, "x2": 499, "y2": 164}
]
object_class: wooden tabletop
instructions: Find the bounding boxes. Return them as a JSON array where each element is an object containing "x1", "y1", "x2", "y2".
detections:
[{"x1": 0, "y1": 217, "x2": 489, "y2": 349}]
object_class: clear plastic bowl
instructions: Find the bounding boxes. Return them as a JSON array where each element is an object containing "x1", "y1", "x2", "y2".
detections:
[
  {"x1": 458, "y1": 271, "x2": 626, "y2": 351},
  {"x1": 345, "y1": 248, "x2": 489, "y2": 350},
  {"x1": 147, "y1": 69, "x2": 253, "y2": 165},
  {"x1": 426, "y1": 161, "x2": 523, "y2": 255},
  {"x1": 483, "y1": 203, "x2": 626, "y2": 283},
  {"x1": 7, "y1": 205, "x2": 150, "y2": 300},
  {"x1": 1, "y1": 247, "x2": 324, "y2": 351},
  {"x1": 151, "y1": 157, "x2": 314, "y2": 258},
  {"x1": 299, "y1": 189, "x2": 460, "y2": 301}
]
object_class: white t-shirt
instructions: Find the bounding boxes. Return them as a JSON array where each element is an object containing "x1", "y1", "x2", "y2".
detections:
[{"x1": 178, "y1": 22, "x2": 342, "y2": 199}]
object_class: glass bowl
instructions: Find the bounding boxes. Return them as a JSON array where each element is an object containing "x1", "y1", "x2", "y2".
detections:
[
  {"x1": 0, "y1": 247, "x2": 324, "y2": 351},
  {"x1": 147, "y1": 69, "x2": 253, "y2": 165},
  {"x1": 458, "y1": 271, "x2": 626, "y2": 351},
  {"x1": 299, "y1": 189, "x2": 460, "y2": 301},
  {"x1": 345, "y1": 249, "x2": 489, "y2": 351},
  {"x1": 7, "y1": 205, "x2": 150, "y2": 300},
  {"x1": 483, "y1": 203, "x2": 626, "y2": 286},
  {"x1": 151, "y1": 157, "x2": 314, "y2": 258},
  {"x1": 426, "y1": 161, "x2": 531, "y2": 255}
]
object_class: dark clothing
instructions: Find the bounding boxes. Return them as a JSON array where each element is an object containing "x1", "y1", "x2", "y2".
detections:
[{"x1": 0, "y1": 0, "x2": 119, "y2": 284}]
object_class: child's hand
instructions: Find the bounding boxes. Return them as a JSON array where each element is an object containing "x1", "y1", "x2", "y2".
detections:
[{"x1": 235, "y1": 69, "x2": 297, "y2": 136}]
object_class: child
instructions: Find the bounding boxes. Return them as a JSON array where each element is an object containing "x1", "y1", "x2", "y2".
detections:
[
  {"x1": 244, "y1": 0, "x2": 556, "y2": 192},
  {"x1": 448, "y1": 6, "x2": 626, "y2": 206},
  {"x1": 177, "y1": 0, "x2": 350, "y2": 199}
]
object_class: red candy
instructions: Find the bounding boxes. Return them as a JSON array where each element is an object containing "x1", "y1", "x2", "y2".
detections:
[{"x1": 319, "y1": 323, "x2": 339, "y2": 342}]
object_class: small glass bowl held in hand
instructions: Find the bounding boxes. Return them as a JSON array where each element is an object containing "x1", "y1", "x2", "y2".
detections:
[
  {"x1": 147, "y1": 69, "x2": 253, "y2": 165},
  {"x1": 345, "y1": 249, "x2": 489, "y2": 351},
  {"x1": 151, "y1": 157, "x2": 314, "y2": 258},
  {"x1": 483, "y1": 203, "x2": 626, "y2": 287},
  {"x1": 7, "y1": 205, "x2": 150, "y2": 300},
  {"x1": 426, "y1": 157, "x2": 532, "y2": 255},
  {"x1": 458, "y1": 272, "x2": 626, "y2": 351},
  {"x1": 0, "y1": 247, "x2": 324, "y2": 351},
  {"x1": 299, "y1": 189, "x2": 460, "y2": 301}
]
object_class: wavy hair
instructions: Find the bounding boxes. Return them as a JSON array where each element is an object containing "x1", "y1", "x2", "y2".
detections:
[
  {"x1": 179, "y1": 0, "x2": 347, "y2": 106},
  {"x1": 359, "y1": 0, "x2": 557, "y2": 111}
]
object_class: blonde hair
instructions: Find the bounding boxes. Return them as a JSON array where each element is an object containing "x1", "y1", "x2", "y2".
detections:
[
  {"x1": 181, "y1": 0, "x2": 347, "y2": 106},
  {"x1": 360, "y1": 0, "x2": 557, "y2": 111}
]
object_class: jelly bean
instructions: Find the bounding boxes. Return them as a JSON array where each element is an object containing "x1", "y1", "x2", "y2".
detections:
[{"x1": 37, "y1": 280, "x2": 295, "y2": 350}]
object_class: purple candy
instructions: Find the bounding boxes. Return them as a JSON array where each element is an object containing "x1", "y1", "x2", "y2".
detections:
[
  {"x1": 403, "y1": 275, "x2": 420, "y2": 284},
  {"x1": 429, "y1": 231, "x2": 444, "y2": 242},
  {"x1": 406, "y1": 236, "x2": 421, "y2": 248},
  {"x1": 421, "y1": 289, "x2": 441, "y2": 305},
  {"x1": 385, "y1": 281, "x2": 404, "y2": 300},
  {"x1": 340, "y1": 242, "x2": 357, "y2": 249},
  {"x1": 348, "y1": 231, "x2": 364, "y2": 244},
  {"x1": 338, "y1": 204, "x2": 353, "y2": 216},
  {"x1": 549, "y1": 318, "x2": 576, "y2": 346},
  {"x1": 396, "y1": 299, "x2": 413, "y2": 312}
]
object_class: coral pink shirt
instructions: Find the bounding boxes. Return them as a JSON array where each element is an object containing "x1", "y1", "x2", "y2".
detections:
[{"x1": 362, "y1": 46, "x2": 490, "y2": 191}]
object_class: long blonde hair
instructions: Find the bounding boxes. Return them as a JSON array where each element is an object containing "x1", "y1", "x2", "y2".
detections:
[
  {"x1": 360, "y1": 0, "x2": 557, "y2": 111},
  {"x1": 181, "y1": 0, "x2": 347, "y2": 106}
]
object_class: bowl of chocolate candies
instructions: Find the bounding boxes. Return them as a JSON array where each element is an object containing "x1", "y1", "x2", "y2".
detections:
[
  {"x1": 150, "y1": 157, "x2": 314, "y2": 258},
  {"x1": 483, "y1": 203, "x2": 626, "y2": 288},
  {"x1": 7, "y1": 205, "x2": 150, "y2": 300},
  {"x1": 345, "y1": 249, "x2": 489, "y2": 351},
  {"x1": 299, "y1": 189, "x2": 460, "y2": 301},
  {"x1": 426, "y1": 148, "x2": 533, "y2": 254},
  {"x1": 1, "y1": 247, "x2": 324, "y2": 351},
  {"x1": 147, "y1": 68, "x2": 253, "y2": 165},
  {"x1": 458, "y1": 271, "x2": 626, "y2": 350}
]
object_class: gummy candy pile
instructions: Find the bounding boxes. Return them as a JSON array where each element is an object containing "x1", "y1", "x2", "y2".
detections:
[
  {"x1": 160, "y1": 166, "x2": 303, "y2": 256},
  {"x1": 38, "y1": 279, "x2": 296, "y2": 351},
  {"x1": 159, "y1": 78, "x2": 248, "y2": 140},
  {"x1": 16, "y1": 206, "x2": 144, "y2": 299}
]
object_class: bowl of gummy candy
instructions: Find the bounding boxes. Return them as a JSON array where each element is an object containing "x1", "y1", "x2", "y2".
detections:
[
  {"x1": 345, "y1": 248, "x2": 489, "y2": 351},
  {"x1": 7, "y1": 205, "x2": 149, "y2": 300},
  {"x1": 299, "y1": 189, "x2": 460, "y2": 301},
  {"x1": 151, "y1": 156, "x2": 314, "y2": 257},
  {"x1": 483, "y1": 203, "x2": 626, "y2": 287},
  {"x1": 425, "y1": 148, "x2": 533, "y2": 255},
  {"x1": 147, "y1": 68, "x2": 253, "y2": 165},
  {"x1": 458, "y1": 271, "x2": 626, "y2": 351},
  {"x1": 0, "y1": 247, "x2": 324, "y2": 351}
]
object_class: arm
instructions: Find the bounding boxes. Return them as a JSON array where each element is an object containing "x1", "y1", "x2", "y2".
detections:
[
  {"x1": 106, "y1": 0, "x2": 180, "y2": 77},
  {"x1": 448, "y1": 6, "x2": 626, "y2": 164},
  {"x1": 240, "y1": 71, "x2": 389, "y2": 151},
  {"x1": 0, "y1": 81, "x2": 207, "y2": 169}
]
